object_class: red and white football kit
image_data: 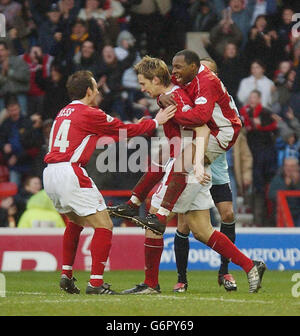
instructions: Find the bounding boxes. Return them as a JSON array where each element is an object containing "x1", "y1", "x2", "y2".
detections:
[
  {"x1": 43, "y1": 100, "x2": 158, "y2": 216},
  {"x1": 173, "y1": 64, "x2": 242, "y2": 154},
  {"x1": 154, "y1": 65, "x2": 242, "y2": 217}
]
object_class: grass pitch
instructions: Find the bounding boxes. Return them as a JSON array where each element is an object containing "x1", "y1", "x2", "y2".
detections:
[{"x1": 0, "y1": 270, "x2": 299, "y2": 316}]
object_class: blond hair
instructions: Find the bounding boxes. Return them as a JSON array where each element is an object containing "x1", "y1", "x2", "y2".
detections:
[{"x1": 134, "y1": 56, "x2": 171, "y2": 87}]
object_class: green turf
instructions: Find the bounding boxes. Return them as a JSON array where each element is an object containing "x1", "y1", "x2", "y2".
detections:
[{"x1": 0, "y1": 270, "x2": 299, "y2": 316}]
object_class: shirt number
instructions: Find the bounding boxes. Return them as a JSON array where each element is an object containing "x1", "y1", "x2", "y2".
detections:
[{"x1": 49, "y1": 120, "x2": 71, "y2": 153}]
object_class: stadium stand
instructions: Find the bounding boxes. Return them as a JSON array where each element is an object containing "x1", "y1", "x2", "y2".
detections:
[{"x1": 0, "y1": 0, "x2": 299, "y2": 227}]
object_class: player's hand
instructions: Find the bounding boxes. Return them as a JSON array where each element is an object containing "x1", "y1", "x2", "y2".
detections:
[
  {"x1": 159, "y1": 93, "x2": 176, "y2": 108},
  {"x1": 194, "y1": 169, "x2": 211, "y2": 185},
  {"x1": 155, "y1": 105, "x2": 176, "y2": 125}
]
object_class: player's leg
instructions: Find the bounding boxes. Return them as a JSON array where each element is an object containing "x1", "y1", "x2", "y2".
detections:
[
  {"x1": 59, "y1": 212, "x2": 85, "y2": 294},
  {"x1": 122, "y1": 205, "x2": 164, "y2": 294},
  {"x1": 211, "y1": 183, "x2": 237, "y2": 291},
  {"x1": 108, "y1": 144, "x2": 170, "y2": 219},
  {"x1": 155, "y1": 125, "x2": 210, "y2": 225},
  {"x1": 216, "y1": 201, "x2": 236, "y2": 273},
  {"x1": 173, "y1": 214, "x2": 190, "y2": 292},
  {"x1": 84, "y1": 209, "x2": 117, "y2": 294},
  {"x1": 185, "y1": 210, "x2": 266, "y2": 293}
]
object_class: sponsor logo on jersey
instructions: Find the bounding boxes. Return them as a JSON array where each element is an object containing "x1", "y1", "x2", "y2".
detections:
[
  {"x1": 195, "y1": 96, "x2": 207, "y2": 105},
  {"x1": 106, "y1": 114, "x2": 114, "y2": 123},
  {"x1": 182, "y1": 105, "x2": 192, "y2": 112}
]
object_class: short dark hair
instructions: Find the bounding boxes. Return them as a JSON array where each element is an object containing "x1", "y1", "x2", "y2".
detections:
[
  {"x1": 251, "y1": 59, "x2": 266, "y2": 70},
  {"x1": 175, "y1": 50, "x2": 200, "y2": 68},
  {"x1": 5, "y1": 94, "x2": 19, "y2": 108},
  {"x1": 250, "y1": 89, "x2": 262, "y2": 97},
  {"x1": 66, "y1": 70, "x2": 94, "y2": 101}
]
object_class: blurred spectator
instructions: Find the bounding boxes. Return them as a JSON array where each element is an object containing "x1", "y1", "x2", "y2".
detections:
[
  {"x1": 0, "y1": 195, "x2": 18, "y2": 227},
  {"x1": 0, "y1": 96, "x2": 44, "y2": 186},
  {"x1": 240, "y1": 89, "x2": 278, "y2": 226},
  {"x1": 129, "y1": 0, "x2": 171, "y2": 57},
  {"x1": 114, "y1": 30, "x2": 141, "y2": 107},
  {"x1": 7, "y1": 0, "x2": 38, "y2": 54},
  {"x1": 78, "y1": 0, "x2": 124, "y2": 45},
  {"x1": 218, "y1": 42, "x2": 246, "y2": 102},
  {"x1": 276, "y1": 7, "x2": 295, "y2": 52},
  {"x1": 268, "y1": 157, "x2": 300, "y2": 227},
  {"x1": 18, "y1": 189, "x2": 65, "y2": 228},
  {"x1": 73, "y1": 40, "x2": 102, "y2": 81},
  {"x1": 244, "y1": 15, "x2": 286, "y2": 76},
  {"x1": 237, "y1": 59, "x2": 276, "y2": 108},
  {"x1": 0, "y1": 0, "x2": 22, "y2": 30},
  {"x1": 160, "y1": 0, "x2": 190, "y2": 64},
  {"x1": 31, "y1": 118, "x2": 53, "y2": 179},
  {"x1": 251, "y1": 0, "x2": 278, "y2": 25},
  {"x1": 21, "y1": 45, "x2": 53, "y2": 115},
  {"x1": 58, "y1": 0, "x2": 81, "y2": 22},
  {"x1": 32, "y1": 3, "x2": 66, "y2": 55},
  {"x1": 130, "y1": 91, "x2": 151, "y2": 122},
  {"x1": 276, "y1": 129, "x2": 300, "y2": 167},
  {"x1": 274, "y1": 62, "x2": 296, "y2": 112},
  {"x1": 213, "y1": 0, "x2": 256, "y2": 46},
  {"x1": 232, "y1": 128, "x2": 253, "y2": 197},
  {"x1": 188, "y1": 0, "x2": 218, "y2": 32},
  {"x1": 14, "y1": 175, "x2": 42, "y2": 218},
  {"x1": 274, "y1": 107, "x2": 300, "y2": 167},
  {"x1": 35, "y1": 62, "x2": 69, "y2": 120},
  {"x1": 0, "y1": 41, "x2": 30, "y2": 114},
  {"x1": 98, "y1": 44, "x2": 137, "y2": 120},
  {"x1": 209, "y1": 9, "x2": 243, "y2": 58}
]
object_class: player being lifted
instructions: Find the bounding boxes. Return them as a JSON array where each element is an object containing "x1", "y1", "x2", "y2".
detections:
[
  {"x1": 43, "y1": 70, "x2": 176, "y2": 295},
  {"x1": 109, "y1": 54, "x2": 266, "y2": 294},
  {"x1": 172, "y1": 58, "x2": 238, "y2": 292}
]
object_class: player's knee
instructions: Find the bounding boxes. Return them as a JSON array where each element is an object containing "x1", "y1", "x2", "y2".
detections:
[
  {"x1": 220, "y1": 209, "x2": 235, "y2": 224},
  {"x1": 192, "y1": 231, "x2": 207, "y2": 244}
]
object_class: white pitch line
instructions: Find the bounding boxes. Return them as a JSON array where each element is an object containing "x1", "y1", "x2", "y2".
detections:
[{"x1": 0, "y1": 293, "x2": 273, "y2": 305}]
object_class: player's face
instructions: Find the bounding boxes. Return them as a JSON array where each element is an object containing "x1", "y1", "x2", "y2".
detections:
[
  {"x1": 172, "y1": 55, "x2": 195, "y2": 85},
  {"x1": 138, "y1": 74, "x2": 159, "y2": 98}
]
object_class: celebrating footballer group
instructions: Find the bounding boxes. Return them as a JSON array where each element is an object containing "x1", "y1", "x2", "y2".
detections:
[{"x1": 43, "y1": 49, "x2": 267, "y2": 295}]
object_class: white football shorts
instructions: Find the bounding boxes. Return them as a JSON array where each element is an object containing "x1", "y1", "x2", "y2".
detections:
[
  {"x1": 151, "y1": 158, "x2": 214, "y2": 213},
  {"x1": 43, "y1": 162, "x2": 106, "y2": 217}
]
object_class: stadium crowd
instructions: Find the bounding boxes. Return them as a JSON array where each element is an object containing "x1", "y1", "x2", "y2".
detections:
[{"x1": 0, "y1": 0, "x2": 300, "y2": 228}]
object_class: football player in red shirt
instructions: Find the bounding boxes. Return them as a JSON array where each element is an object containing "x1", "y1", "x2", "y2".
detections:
[
  {"x1": 43, "y1": 70, "x2": 176, "y2": 295},
  {"x1": 109, "y1": 56, "x2": 266, "y2": 294}
]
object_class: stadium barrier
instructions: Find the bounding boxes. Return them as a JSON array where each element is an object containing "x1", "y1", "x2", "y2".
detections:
[
  {"x1": 1, "y1": 227, "x2": 300, "y2": 272},
  {"x1": 277, "y1": 190, "x2": 300, "y2": 227}
]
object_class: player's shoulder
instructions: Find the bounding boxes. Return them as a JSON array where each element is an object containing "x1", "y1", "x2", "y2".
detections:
[{"x1": 195, "y1": 64, "x2": 219, "y2": 84}]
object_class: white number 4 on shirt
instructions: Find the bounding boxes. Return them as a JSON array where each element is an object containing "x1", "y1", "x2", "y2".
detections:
[{"x1": 49, "y1": 119, "x2": 71, "y2": 153}]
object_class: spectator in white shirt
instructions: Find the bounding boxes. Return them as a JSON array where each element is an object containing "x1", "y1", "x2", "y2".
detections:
[{"x1": 237, "y1": 59, "x2": 277, "y2": 108}]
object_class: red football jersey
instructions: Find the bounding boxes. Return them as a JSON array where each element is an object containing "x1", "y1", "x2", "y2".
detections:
[
  {"x1": 173, "y1": 65, "x2": 242, "y2": 150},
  {"x1": 44, "y1": 101, "x2": 157, "y2": 166},
  {"x1": 161, "y1": 85, "x2": 198, "y2": 158}
]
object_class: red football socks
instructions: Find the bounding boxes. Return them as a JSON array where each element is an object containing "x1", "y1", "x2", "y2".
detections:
[
  {"x1": 207, "y1": 230, "x2": 253, "y2": 273},
  {"x1": 160, "y1": 172, "x2": 188, "y2": 212},
  {"x1": 131, "y1": 168, "x2": 165, "y2": 203},
  {"x1": 144, "y1": 237, "x2": 164, "y2": 288},
  {"x1": 90, "y1": 228, "x2": 112, "y2": 287},
  {"x1": 62, "y1": 221, "x2": 83, "y2": 279}
]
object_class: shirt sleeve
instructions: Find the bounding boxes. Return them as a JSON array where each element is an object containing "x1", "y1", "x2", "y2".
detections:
[
  {"x1": 173, "y1": 79, "x2": 217, "y2": 127},
  {"x1": 83, "y1": 107, "x2": 157, "y2": 140}
]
